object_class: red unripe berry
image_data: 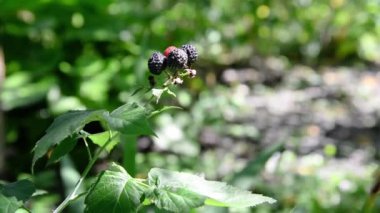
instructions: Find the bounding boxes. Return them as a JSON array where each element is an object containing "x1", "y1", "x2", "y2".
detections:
[{"x1": 164, "y1": 46, "x2": 176, "y2": 57}]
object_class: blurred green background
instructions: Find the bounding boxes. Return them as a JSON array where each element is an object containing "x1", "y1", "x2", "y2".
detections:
[{"x1": 1, "y1": 0, "x2": 380, "y2": 212}]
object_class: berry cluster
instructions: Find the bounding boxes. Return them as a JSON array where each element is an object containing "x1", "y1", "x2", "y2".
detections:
[{"x1": 147, "y1": 44, "x2": 198, "y2": 77}]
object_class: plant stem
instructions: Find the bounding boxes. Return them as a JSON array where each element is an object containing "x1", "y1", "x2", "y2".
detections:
[
  {"x1": 83, "y1": 137, "x2": 92, "y2": 161},
  {"x1": 53, "y1": 135, "x2": 117, "y2": 213},
  {"x1": 362, "y1": 195, "x2": 376, "y2": 213}
]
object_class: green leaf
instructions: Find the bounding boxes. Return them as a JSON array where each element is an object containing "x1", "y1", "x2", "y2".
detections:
[
  {"x1": 0, "y1": 180, "x2": 35, "y2": 202},
  {"x1": 47, "y1": 137, "x2": 77, "y2": 165},
  {"x1": 204, "y1": 198, "x2": 230, "y2": 207},
  {"x1": 0, "y1": 180, "x2": 35, "y2": 213},
  {"x1": 103, "y1": 103, "x2": 155, "y2": 136},
  {"x1": 89, "y1": 131, "x2": 119, "y2": 152},
  {"x1": 148, "y1": 168, "x2": 276, "y2": 209},
  {"x1": 84, "y1": 163, "x2": 147, "y2": 213},
  {"x1": 32, "y1": 110, "x2": 105, "y2": 170},
  {"x1": 0, "y1": 194, "x2": 22, "y2": 213},
  {"x1": 15, "y1": 208, "x2": 29, "y2": 213},
  {"x1": 147, "y1": 187, "x2": 206, "y2": 212}
]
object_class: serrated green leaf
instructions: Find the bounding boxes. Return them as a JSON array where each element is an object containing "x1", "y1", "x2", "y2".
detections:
[
  {"x1": 0, "y1": 180, "x2": 35, "y2": 202},
  {"x1": 148, "y1": 168, "x2": 276, "y2": 209},
  {"x1": 47, "y1": 137, "x2": 77, "y2": 165},
  {"x1": 103, "y1": 103, "x2": 154, "y2": 136},
  {"x1": 148, "y1": 187, "x2": 205, "y2": 212},
  {"x1": 32, "y1": 110, "x2": 105, "y2": 170},
  {"x1": 84, "y1": 163, "x2": 147, "y2": 213},
  {"x1": 88, "y1": 131, "x2": 119, "y2": 152},
  {"x1": 0, "y1": 194, "x2": 22, "y2": 213}
]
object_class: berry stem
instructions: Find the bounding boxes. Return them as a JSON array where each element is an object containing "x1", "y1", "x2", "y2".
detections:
[{"x1": 82, "y1": 136, "x2": 92, "y2": 161}]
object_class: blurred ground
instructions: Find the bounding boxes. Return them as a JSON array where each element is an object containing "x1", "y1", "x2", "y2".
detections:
[{"x1": 139, "y1": 59, "x2": 380, "y2": 212}]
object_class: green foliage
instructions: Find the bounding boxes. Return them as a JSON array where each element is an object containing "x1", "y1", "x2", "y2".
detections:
[
  {"x1": 148, "y1": 168, "x2": 276, "y2": 208},
  {"x1": 0, "y1": 180, "x2": 36, "y2": 212},
  {"x1": 0, "y1": 180, "x2": 35, "y2": 202},
  {"x1": 84, "y1": 163, "x2": 146, "y2": 213},
  {"x1": 88, "y1": 131, "x2": 119, "y2": 152},
  {"x1": 0, "y1": 194, "x2": 21, "y2": 213},
  {"x1": 104, "y1": 103, "x2": 154, "y2": 136},
  {"x1": 85, "y1": 163, "x2": 275, "y2": 213},
  {"x1": 47, "y1": 137, "x2": 77, "y2": 165},
  {"x1": 3, "y1": 0, "x2": 380, "y2": 115},
  {"x1": 4, "y1": 0, "x2": 379, "y2": 212},
  {"x1": 32, "y1": 110, "x2": 106, "y2": 169},
  {"x1": 147, "y1": 187, "x2": 205, "y2": 212},
  {"x1": 32, "y1": 102, "x2": 156, "y2": 170},
  {"x1": 28, "y1": 101, "x2": 275, "y2": 212}
]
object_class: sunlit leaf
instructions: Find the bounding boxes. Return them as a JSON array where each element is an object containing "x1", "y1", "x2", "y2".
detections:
[
  {"x1": 147, "y1": 187, "x2": 205, "y2": 212},
  {"x1": 103, "y1": 103, "x2": 155, "y2": 136},
  {"x1": 84, "y1": 163, "x2": 147, "y2": 213},
  {"x1": 148, "y1": 168, "x2": 276, "y2": 209},
  {"x1": 0, "y1": 194, "x2": 21, "y2": 213},
  {"x1": 89, "y1": 131, "x2": 119, "y2": 152}
]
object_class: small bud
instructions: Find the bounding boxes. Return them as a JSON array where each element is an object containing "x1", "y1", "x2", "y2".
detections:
[{"x1": 185, "y1": 69, "x2": 197, "y2": 78}]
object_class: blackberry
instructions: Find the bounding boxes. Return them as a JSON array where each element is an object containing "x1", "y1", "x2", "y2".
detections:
[
  {"x1": 167, "y1": 48, "x2": 188, "y2": 70},
  {"x1": 148, "y1": 52, "x2": 167, "y2": 75},
  {"x1": 181, "y1": 44, "x2": 198, "y2": 66}
]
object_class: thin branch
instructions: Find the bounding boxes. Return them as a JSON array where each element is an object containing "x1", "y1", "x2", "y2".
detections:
[
  {"x1": 83, "y1": 137, "x2": 92, "y2": 161},
  {"x1": 53, "y1": 134, "x2": 119, "y2": 213}
]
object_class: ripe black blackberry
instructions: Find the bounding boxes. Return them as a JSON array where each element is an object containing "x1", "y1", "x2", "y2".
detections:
[
  {"x1": 148, "y1": 52, "x2": 166, "y2": 75},
  {"x1": 167, "y1": 48, "x2": 188, "y2": 70},
  {"x1": 181, "y1": 44, "x2": 198, "y2": 67}
]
